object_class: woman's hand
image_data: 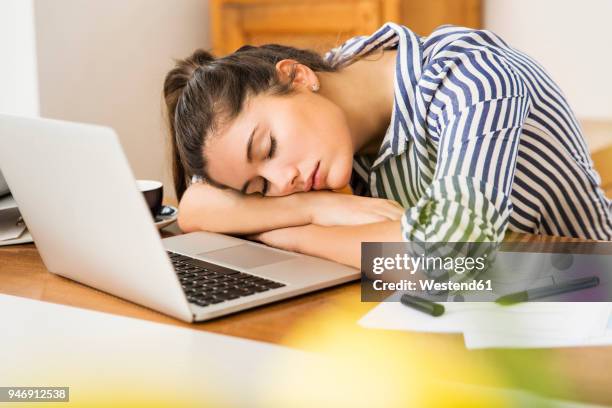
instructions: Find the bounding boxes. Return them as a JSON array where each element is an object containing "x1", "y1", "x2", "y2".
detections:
[{"x1": 300, "y1": 191, "x2": 405, "y2": 227}]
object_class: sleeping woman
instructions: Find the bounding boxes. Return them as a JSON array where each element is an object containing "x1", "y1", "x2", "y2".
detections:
[{"x1": 163, "y1": 23, "x2": 612, "y2": 270}]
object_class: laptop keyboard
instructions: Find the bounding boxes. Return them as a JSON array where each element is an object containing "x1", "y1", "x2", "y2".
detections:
[{"x1": 166, "y1": 250, "x2": 286, "y2": 308}]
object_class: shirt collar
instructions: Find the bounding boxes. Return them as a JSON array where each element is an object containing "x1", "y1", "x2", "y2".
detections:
[{"x1": 325, "y1": 23, "x2": 425, "y2": 171}]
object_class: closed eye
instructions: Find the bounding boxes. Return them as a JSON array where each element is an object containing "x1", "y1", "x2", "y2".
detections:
[
  {"x1": 260, "y1": 134, "x2": 277, "y2": 196},
  {"x1": 267, "y1": 135, "x2": 277, "y2": 159}
]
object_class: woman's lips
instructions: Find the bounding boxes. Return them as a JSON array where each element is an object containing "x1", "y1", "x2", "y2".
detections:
[
  {"x1": 312, "y1": 161, "x2": 322, "y2": 190},
  {"x1": 304, "y1": 161, "x2": 319, "y2": 192}
]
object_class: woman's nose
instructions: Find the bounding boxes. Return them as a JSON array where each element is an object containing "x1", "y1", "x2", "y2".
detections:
[{"x1": 268, "y1": 166, "x2": 299, "y2": 196}]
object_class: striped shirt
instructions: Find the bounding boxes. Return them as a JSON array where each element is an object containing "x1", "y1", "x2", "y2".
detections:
[{"x1": 324, "y1": 23, "x2": 612, "y2": 242}]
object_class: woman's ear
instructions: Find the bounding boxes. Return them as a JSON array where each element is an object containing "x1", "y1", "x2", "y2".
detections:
[{"x1": 275, "y1": 59, "x2": 319, "y2": 92}]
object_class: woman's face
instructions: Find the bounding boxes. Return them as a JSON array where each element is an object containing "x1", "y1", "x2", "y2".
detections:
[{"x1": 204, "y1": 89, "x2": 354, "y2": 196}]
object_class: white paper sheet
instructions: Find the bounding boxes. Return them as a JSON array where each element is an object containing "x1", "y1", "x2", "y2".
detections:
[
  {"x1": 358, "y1": 293, "x2": 612, "y2": 349},
  {"x1": 463, "y1": 304, "x2": 612, "y2": 349},
  {"x1": 463, "y1": 328, "x2": 612, "y2": 349}
]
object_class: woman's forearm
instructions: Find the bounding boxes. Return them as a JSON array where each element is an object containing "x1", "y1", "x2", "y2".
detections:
[
  {"x1": 177, "y1": 183, "x2": 310, "y2": 234},
  {"x1": 298, "y1": 220, "x2": 403, "y2": 269},
  {"x1": 251, "y1": 220, "x2": 403, "y2": 270}
]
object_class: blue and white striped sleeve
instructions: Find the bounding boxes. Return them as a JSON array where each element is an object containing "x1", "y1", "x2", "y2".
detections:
[{"x1": 401, "y1": 49, "x2": 532, "y2": 243}]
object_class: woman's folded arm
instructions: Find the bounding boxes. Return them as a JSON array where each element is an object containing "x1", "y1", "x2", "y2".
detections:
[
  {"x1": 177, "y1": 183, "x2": 405, "y2": 235},
  {"x1": 177, "y1": 182, "x2": 310, "y2": 235}
]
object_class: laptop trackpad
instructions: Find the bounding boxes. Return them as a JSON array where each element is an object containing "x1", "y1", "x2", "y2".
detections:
[{"x1": 196, "y1": 244, "x2": 296, "y2": 269}]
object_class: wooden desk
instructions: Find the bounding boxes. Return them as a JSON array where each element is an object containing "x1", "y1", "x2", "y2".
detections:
[{"x1": 1, "y1": 229, "x2": 611, "y2": 405}]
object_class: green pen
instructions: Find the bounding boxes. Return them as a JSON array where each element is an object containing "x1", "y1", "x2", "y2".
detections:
[
  {"x1": 400, "y1": 293, "x2": 445, "y2": 317},
  {"x1": 495, "y1": 276, "x2": 600, "y2": 305}
]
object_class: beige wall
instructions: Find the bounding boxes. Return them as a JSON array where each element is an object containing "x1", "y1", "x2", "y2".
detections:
[
  {"x1": 484, "y1": 0, "x2": 612, "y2": 153},
  {"x1": 0, "y1": 0, "x2": 39, "y2": 116},
  {"x1": 484, "y1": 0, "x2": 612, "y2": 121},
  {"x1": 34, "y1": 0, "x2": 210, "y2": 201}
]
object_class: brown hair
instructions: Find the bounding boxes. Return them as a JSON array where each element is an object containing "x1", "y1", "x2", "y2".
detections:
[{"x1": 163, "y1": 44, "x2": 337, "y2": 200}]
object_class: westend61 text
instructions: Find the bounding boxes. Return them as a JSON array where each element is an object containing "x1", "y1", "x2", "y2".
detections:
[{"x1": 372, "y1": 279, "x2": 493, "y2": 292}]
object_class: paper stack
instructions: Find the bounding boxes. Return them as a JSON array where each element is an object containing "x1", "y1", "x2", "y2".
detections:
[
  {"x1": 0, "y1": 194, "x2": 33, "y2": 246},
  {"x1": 358, "y1": 294, "x2": 612, "y2": 349}
]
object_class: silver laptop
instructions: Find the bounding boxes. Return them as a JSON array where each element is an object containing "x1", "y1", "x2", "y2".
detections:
[{"x1": 0, "y1": 114, "x2": 359, "y2": 322}]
